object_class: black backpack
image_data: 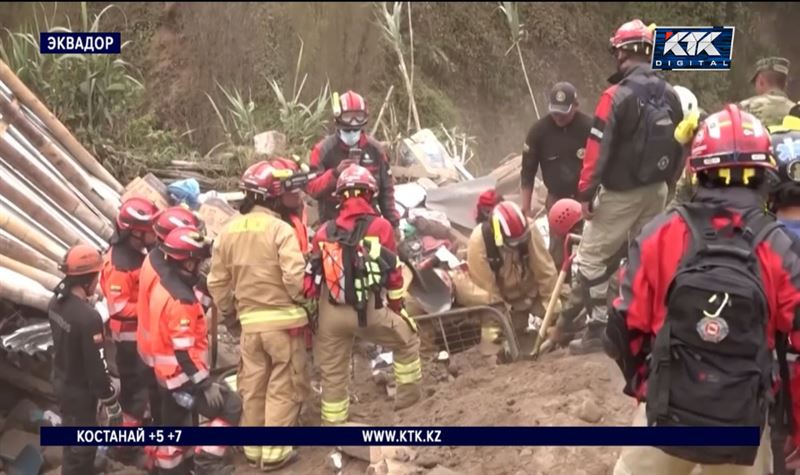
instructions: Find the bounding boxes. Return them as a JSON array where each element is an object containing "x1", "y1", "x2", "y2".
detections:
[
  {"x1": 625, "y1": 79, "x2": 680, "y2": 186},
  {"x1": 645, "y1": 204, "x2": 780, "y2": 465}
]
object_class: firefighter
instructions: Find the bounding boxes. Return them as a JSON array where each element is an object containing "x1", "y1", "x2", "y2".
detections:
[
  {"x1": 149, "y1": 226, "x2": 241, "y2": 475},
  {"x1": 571, "y1": 19, "x2": 683, "y2": 354},
  {"x1": 99, "y1": 196, "x2": 158, "y2": 462},
  {"x1": 50, "y1": 244, "x2": 122, "y2": 475},
  {"x1": 467, "y1": 201, "x2": 561, "y2": 357},
  {"x1": 307, "y1": 164, "x2": 423, "y2": 425},
  {"x1": 307, "y1": 90, "x2": 401, "y2": 238},
  {"x1": 475, "y1": 188, "x2": 503, "y2": 225},
  {"x1": 136, "y1": 206, "x2": 204, "y2": 469},
  {"x1": 207, "y1": 158, "x2": 311, "y2": 472}
]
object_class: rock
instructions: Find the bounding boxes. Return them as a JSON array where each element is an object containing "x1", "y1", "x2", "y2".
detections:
[
  {"x1": 385, "y1": 459, "x2": 422, "y2": 475},
  {"x1": 0, "y1": 428, "x2": 40, "y2": 461},
  {"x1": 506, "y1": 399, "x2": 516, "y2": 406},
  {"x1": 427, "y1": 465, "x2": 463, "y2": 475},
  {"x1": 576, "y1": 399, "x2": 603, "y2": 424},
  {"x1": 368, "y1": 460, "x2": 390, "y2": 475},
  {"x1": 447, "y1": 364, "x2": 460, "y2": 378},
  {"x1": 4, "y1": 399, "x2": 42, "y2": 432},
  {"x1": 416, "y1": 453, "x2": 442, "y2": 469},
  {"x1": 382, "y1": 446, "x2": 417, "y2": 463},
  {"x1": 339, "y1": 445, "x2": 384, "y2": 463},
  {"x1": 253, "y1": 131, "x2": 287, "y2": 157}
]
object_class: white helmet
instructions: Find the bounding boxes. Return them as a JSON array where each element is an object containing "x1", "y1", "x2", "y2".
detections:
[{"x1": 673, "y1": 85, "x2": 698, "y2": 118}]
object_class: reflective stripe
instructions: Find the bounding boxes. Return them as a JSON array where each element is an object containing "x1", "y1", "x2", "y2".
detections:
[
  {"x1": 110, "y1": 300, "x2": 128, "y2": 315},
  {"x1": 155, "y1": 446, "x2": 189, "y2": 469},
  {"x1": 172, "y1": 337, "x2": 194, "y2": 349},
  {"x1": 590, "y1": 127, "x2": 603, "y2": 139},
  {"x1": 112, "y1": 331, "x2": 137, "y2": 342},
  {"x1": 191, "y1": 369, "x2": 209, "y2": 384},
  {"x1": 138, "y1": 348, "x2": 154, "y2": 367},
  {"x1": 321, "y1": 398, "x2": 349, "y2": 424},
  {"x1": 394, "y1": 358, "x2": 422, "y2": 385},
  {"x1": 163, "y1": 373, "x2": 189, "y2": 389},
  {"x1": 481, "y1": 326, "x2": 502, "y2": 341},
  {"x1": 387, "y1": 288, "x2": 404, "y2": 300},
  {"x1": 154, "y1": 355, "x2": 178, "y2": 365},
  {"x1": 239, "y1": 307, "x2": 306, "y2": 327},
  {"x1": 244, "y1": 446, "x2": 262, "y2": 461},
  {"x1": 224, "y1": 374, "x2": 238, "y2": 392},
  {"x1": 262, "y1": 446, "x2": 293, "y2": 463}
]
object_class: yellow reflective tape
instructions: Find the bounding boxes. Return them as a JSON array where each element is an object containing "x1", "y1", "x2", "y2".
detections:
[
  {"x1": 743, "y1": 168, "x2": 756, "y2": 185},
  {"x1": 239, "y1": 307, "x2": 306, "y2": 326},
  {"x1": 228, "y1": 215, "x2": 268, "y2": 234},
  {"x1": 492, "y1": 216, "x2": 504, "y2": 247},
  {"x1": 718, "y1": 168, "x2": 731, "y2": 185},
  {"x1": 321, "y1": 399, "x2": 349, "y2": 423},
  {"x1": 244, "y1": 446, "x2": 261, "y2": 460},
  {"x1": 272, "y1": 169, "x2": 293, "y2": 179},
  {"x1": 387, "y1": 288, "x2": 404, "y2": 300},
  {"x1": 363, "y1": 237, "x2": 381, "y2": 259},
  {"x1": 262, "y1": 446, "x2": 293, "y2": 463}
]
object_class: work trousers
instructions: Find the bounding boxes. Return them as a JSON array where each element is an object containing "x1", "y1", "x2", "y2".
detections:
[
  {"x1": 61, "y1": 395, "x2": 99, "y2": 475},
  {"x1": 155, "y1": 383, "x2": 242, "y2": 475},
  {"x1": 613, "y1": 404, "x2": 772, "y2": 475},
  {"x1": 315, "y1": 294, "x2": 422, "y2": 425},
  {"x1": 115, "y1": 341, "x2": 150, "y2": 425},
  {"x1": 238, "y1": 329, "x2": 310, "y2": 467},
  {"x1": 575, "y1": 182, "x2": 667, "y2": 324}
]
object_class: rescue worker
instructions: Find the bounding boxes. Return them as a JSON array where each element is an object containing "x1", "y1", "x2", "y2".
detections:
[
  {"x1": 207, "y1": 158, "x2": 311, "y2": 472},
  {"x1": 475, "y1": 188, "x2": 503, "y2": 225},
  {"x1": 137, "y1": 206, "x2": 204, "y2": 469},
  {"x1": 770, "y1": 103, "x2": 800, "y2": 235},
  {"x1": 739, "y1": 57, "x2": 795, "y2": 127},
  {"x1": 151, "y1": 226, "x2": 242, "y2": 475},
  {"x1": 307, "y1": 164, "x2": 423, "y2": 424},
  {"x1": 467, "y1": 201, "x2": 561, "y2": 356},
  {"x1": 667, "y1": 85, "x2": 703, "y2": 208},
  {"x1": 605, "y1": 104, "x2": 800, "y2": 475},
  {"x1": 307, "y1": 90, "x2": 401, "y2": 237},
  {"x1": 570, "y1": 19, "x2": 683, "y2": 354},
  {"x1": 99, "y1": 196, "x2": 158, "y2": 462},
  {"x1": 50, "y1": 244, "x2": 122, "y2": 475},
  {"x1": 521, "y1": 81, "x2": 592, "y2": 214}
]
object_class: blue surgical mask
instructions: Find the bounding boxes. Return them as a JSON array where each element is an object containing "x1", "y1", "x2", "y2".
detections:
[{"x1": 338, "y1": 129, "x2": 361, "y2": 147}]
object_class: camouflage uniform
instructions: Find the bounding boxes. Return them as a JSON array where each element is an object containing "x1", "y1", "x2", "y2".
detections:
[{"x1": 739, "y1": 57, "x2": 795, "y2": 127}]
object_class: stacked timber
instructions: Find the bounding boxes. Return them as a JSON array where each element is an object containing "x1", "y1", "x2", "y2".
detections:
[{"x1": 0, "y1": 59, "x2": 122, "y2": 309}]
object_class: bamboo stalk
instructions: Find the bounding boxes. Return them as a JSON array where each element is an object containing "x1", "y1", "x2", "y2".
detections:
[
  {"x1": 0, "y1": 165, "x2": 87, "y2": 246},
  {"x1": 0, "y1": 267, "x2": 53, "y2": 312},
  {"x1": 406, "y1": 1, "x2": 415, "y2": 132},
  {"x1": 0, "y1": 254, "x2": 61, "y2": 291},
  {"x1": 516, "y1": 43, "x2": 540, "y2": 120},
  {"x1": 0, "y1": 94, "x2": 119, "y2": 220},
  {"x1": 0, "y1": 120, "x2": 113, "y2": 240},
  {"x1": 370, "y1": 85, "x2": 395, "y2": 137},
  {"x1": 0, "y1": 232, "x2": 61, "y2": 277},
  {"x1": 0, "y1": 204, "x2": 65, "y2": 261},
  {"x1": 0, "y1": 58, "x2": 123, "y2": 193}
]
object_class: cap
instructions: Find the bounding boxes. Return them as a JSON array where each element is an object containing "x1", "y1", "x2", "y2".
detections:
[
  {"x1": 548, "y1": 82, "x2": 577, "y2": 114},
  {"x1": 750, "y1": 57, "x2": 790, "y2": 83}
]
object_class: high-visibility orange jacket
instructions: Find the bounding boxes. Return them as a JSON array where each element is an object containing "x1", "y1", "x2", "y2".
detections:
[
  {"x1": 100, "y1": 244, "x2": 146, "y2": 342},
  {"x1": 149, "y1": 254, "x2": 209, "y2": 390},
  {"x1": 136, "y1": 250, "x2": 166, "y2": 367}
]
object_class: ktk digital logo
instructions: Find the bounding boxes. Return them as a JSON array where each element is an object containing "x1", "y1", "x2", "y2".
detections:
[{"x1": 651, "y1": 26, "x2": 735, "y2": 71}]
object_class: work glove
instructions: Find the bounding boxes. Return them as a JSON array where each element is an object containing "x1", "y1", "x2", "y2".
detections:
[
  {"x1": 100, "y1": 387, "x2": 123, "y2": 427},
  {"x1": 673, "y1": 112, "x2": 700, "y2": 145},
  {"x1": 201, "y1": 381, "x2": 224, "y2": 411},
  {"x1": 223, "y1": 314, "x2": 241, "y2": 339},
  {"x1": 335, "y1": 159, "x2": 358, "y2": 177},
  {"x1": 301, "y1": 299, "x2": 319, "y2": 333}
]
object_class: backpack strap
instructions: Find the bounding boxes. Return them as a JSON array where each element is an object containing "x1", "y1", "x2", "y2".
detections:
[{"x1": 481, "y1": 221, "x2": 503, "y2": 274}]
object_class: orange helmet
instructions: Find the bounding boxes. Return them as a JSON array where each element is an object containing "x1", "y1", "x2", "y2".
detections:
[
  {"x1": 153, "y1": 206, "x2": 203, "y2": 242},
  {"x1": 60, "y1": 244, "x2": 103, "y2": 276},
  {"x1": 117, "y1": 197, "x2": 158, "y2": 233}
]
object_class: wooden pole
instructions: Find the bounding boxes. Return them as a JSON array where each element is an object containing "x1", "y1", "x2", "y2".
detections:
[
  {"x1": 0, "y1": 254, "x2": 61, "y2": 291},
  {"x1": 0, "y1": 268, "x2": 53, "y2": 312},
  {"x1": 0, "y1": 232, "x2": 61, "y2": 276},
  {"x1": 0, "y1": 121, "x2": 114, "y2": 240},
  {"x1": 0, "y1": 58, "x2": 123, "y2": 193},
  {"x1": 0, "y1": 94, "x2": 119, "y2": 220},
  {"x1": 370, "y1": 85, "x2": 395, "y2": 137},
  {"x1": 0, "y1": 204, "x2": 65, "y2": 262}
]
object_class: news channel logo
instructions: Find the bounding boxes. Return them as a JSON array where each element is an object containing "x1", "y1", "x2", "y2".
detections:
[{"x1": 651, "y1": 26, "x2": 735, "y2": 71}]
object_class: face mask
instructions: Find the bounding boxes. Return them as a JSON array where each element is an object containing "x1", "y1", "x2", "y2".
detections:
[{"x1": 338, "y1": 129, "x2": 361, "y2": 147}]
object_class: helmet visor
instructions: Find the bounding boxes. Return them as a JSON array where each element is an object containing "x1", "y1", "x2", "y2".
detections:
[{"x1": 338, "y1": 110, "x2": 367, "y2": 126}]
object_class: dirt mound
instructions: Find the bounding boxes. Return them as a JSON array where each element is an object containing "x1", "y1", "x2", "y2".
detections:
[{"x1": 232, "y1": 348, "x2": 635, "y2": 474}]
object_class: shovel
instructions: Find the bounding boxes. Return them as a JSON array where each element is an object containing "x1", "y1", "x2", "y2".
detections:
[{"x1": 529, "y1": 233, "x2": 582, "y2": 359}]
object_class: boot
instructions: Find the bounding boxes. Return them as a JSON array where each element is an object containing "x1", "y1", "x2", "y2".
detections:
[
  {"x1": 260, "y1": 449, "x2": 298, "y2": 472},
  {"x1": 568, "y1": 320, "x2": 606, "y2": 355},
  {"x1": 394, "y1": 382, "x2": 422, "y2": 410},
  {"x1": 194, "y1": 452, "x2": 234, "y2": 475}
]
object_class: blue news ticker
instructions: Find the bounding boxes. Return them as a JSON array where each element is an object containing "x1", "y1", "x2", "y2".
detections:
[
  {"x1": 40, "y1": 426, "x2": 761, "y2": 447},
  {"x1": 40, "y1": 32, "x2": 121, "y2": 55}
]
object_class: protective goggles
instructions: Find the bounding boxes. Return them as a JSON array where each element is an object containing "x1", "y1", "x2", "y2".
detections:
[{"x1": 337, "y1": 110, "x2": 368, "y2": 126}]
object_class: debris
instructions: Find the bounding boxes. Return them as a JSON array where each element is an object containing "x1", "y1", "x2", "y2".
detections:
[
  {"x1": 122, "y1": 173, "x2": 169, "y2": 210},
  {"x1": 338, "y1": 445, "x2": 384, "y2": 464},
  {"x1": 576, "y1": 398, "x2": 604, "y2": 424},
  {"x1": 415, "y1": 453, "x2": 441, "y2": 469},
  {"x1": 6, "y1": 443, "x2": 44, "y2": 475},
  {"x1": 327, "y1": 450, "x2": 344, "y2": 473},
  {"x1": 382, "y1": 446, "x2": 417, "y2": 463},
  {"x1": 0, "y1": 428, "x2": 40, "y2": 462},
  {"x1": 368, "y1": 459, "x2": 423, "y2": 475},
  {"x1": 427, "y1": 465, "x2": 463, "y2": 475},
  {"x1": 253, "y1": 130, "x2": 287, "y2": 157},
  {"x1": 42, "y1": 445, "x2": 62, "y2": 470},
  {"x1": 197, "y1": 197, "x2": 238, "y2": 238}
]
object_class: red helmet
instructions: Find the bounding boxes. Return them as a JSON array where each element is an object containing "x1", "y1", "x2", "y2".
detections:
[
  {"x1": 240, "y1": 158, "x2": 301, "y2": 199},
  {"x1": 336, "y1": 164, "x2": 377, "y2": 197},
  {"x1": 688, "y1": 104, "x2": 775, "y2": 174},
  {"x1": 491, "y1": 201, "x2": 529, "y2": 246},
  {"x1": 334, "y1": 90, "x2": 368, "y2": 128},
  {"x1": 60, "y1": 244, "x2": 103, "y2": 276},
  {"x1": 117, "y1": 197, "x2": 158, "y2": 233},
  {"x1": 154, "y1": 206, "x2": 203, "y2": 242},
  {"x1": 475, "y1": 189, "x2": 502, "y2": 222},
  {"x1": 548, "y1": 198, "x2": 583, "y2": 237},
  {"x1": 161, "y1": 226, "x2": 212, "y2": 261},
  {"x1": 609, "y1": 19, "x2": 654, "y2": 55}
]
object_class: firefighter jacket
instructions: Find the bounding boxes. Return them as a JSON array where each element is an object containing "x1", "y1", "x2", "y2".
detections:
[
  {"x1": 466, "y1": 222, "x2": 561, "y2": 315},
  {"x1": 136, "y1": 250, "x2": 166, "y2": 367},
  {"x1": 307, "y1": 133, "x2": 400, "y2": 228},
  {"x1": 149, "y1": 253, "x2": 210, "y2": 390},
  {"x1": 606, "y1": 186, "x2": 800, "y2": 446},
  {"x1": 100, "y1": 243, "x2": 146, "y2": 342},
  {"x1": 310, "y1": 197, "x2": 404, "y2": 301},
  {"x1": 49, "y1": 292, "x2": 115, "y2": 411},
  {"x1": 207, "y1": 205, "x2": 308, "y2": 333}
]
